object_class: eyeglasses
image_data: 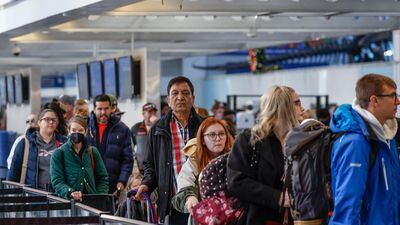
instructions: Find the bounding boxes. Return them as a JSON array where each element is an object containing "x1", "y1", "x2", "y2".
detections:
[
  {"x1": 26, "y1": 119, "x2": 36, "y2": 124},
  {"x1": 40, "y1": 117, "x2": 58, "y2": 123},
  {"x1": 375, "y1": 92, "x2": 399, "y2": 99},
  {"x1": 204, "y1": 132, "x2": 226, "y2": 141}
]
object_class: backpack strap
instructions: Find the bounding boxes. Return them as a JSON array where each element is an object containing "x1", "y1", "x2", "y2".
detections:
[
  {"x1": 89, "y1": 147, "x2": 94, "y2": 170},
  {"x1": 20, "y1": 136, "x2": 29, "y2": 184}
]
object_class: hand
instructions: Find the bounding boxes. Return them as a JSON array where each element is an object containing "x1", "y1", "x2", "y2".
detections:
[
  {"x1": 185, "y1": 196, "x2": 199, "y2": 215},
  {"x1": 134, "y1": 184, "x2": 149, "y2": 201},
  {"x1": 117, "y1": 182, "x2": 125, "y2": 191},
  {"x1": 70, "y1": 191, "x2": 83, "y2": 202},
  {"x1": 279, "y1": 191, "x2": 290, "y2": 208}
]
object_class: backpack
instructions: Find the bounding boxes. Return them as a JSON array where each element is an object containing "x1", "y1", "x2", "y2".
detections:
[
  {"x1": 193, "y1": 153, "x2": 244, "y2": 225},
  {"x1": 283, "y1": 119, "x2": 378, "y2": 224}
]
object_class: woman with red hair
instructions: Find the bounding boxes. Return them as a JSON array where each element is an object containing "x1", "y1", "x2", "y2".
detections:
[{"x1": 172, "y1": 117, "x2": 233, "y2": 223}]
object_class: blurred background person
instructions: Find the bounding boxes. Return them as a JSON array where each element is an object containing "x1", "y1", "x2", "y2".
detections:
[
  {"x1": 51, "y1": 115, "x2": 109, "y2": 201},
  {"x1": 7, "y1": 113, "x2": 39, "y2": 169},
  {"x1": 74, "y1": 98, "x2": 89, "y2": 118},
  {"x1": 58, "y1": 95, "x2": 75, "y2": 122},
  {"x1": 43, "y1": 99, "x2": 68, "y2": 136}
]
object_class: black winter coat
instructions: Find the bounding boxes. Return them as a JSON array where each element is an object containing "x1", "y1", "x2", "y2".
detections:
[
  {"x1": 141, "y1": 108, "x2": 203, "y2": 223},
  {"x1": 87, "y1": 112, "x2": 133, "y2": 193},
  {"x1": 227, "y1": 129, "x2": 285, "y2": 225}
]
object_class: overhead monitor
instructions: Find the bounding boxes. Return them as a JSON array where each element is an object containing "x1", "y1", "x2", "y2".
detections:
[
  {"x1": 13, "y1": 74, "x2": 29, "y2": 105},
  {"x1": 89, "y1": 61, "x2": 104, "y2": 98},
  {"x1": 0, "y1": 76, "x2": 6, "y2": 106},
  {"x1": 132, "y1": 60, "x2": 141, "y2": 96},
  {"x1": 76, "y1": 63, "x2": 90, "y2": 100},
  {"x1": 118, "y1": 56, "x2": 133, "y2": 99},
  {"x1": 103, "y1": 58, "x2": 118, "y2": 97},
  {"x1": 6, "y1": 76, "x2": 15, "y2": 104}
]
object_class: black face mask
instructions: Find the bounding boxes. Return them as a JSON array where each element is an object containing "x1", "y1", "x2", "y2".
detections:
[{"x1": 70, "y1": 133, "x2": 85, "y2": 144}]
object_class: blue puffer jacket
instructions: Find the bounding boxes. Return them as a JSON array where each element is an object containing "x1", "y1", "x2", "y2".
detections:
[
  {"x1": 7, "y1": 128, "x2": 67, "y2": 188},
  {"x1": 87, "y1": 112, "x2": 133, "y2": 193},
  {"x1": 329, "y1": 104, "x2": 400, "y2": 225}
]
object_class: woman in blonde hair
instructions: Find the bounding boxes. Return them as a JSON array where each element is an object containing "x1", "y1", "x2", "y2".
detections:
[{"x1": 227, "y1": 86, "x2": 304, "y2": 225}]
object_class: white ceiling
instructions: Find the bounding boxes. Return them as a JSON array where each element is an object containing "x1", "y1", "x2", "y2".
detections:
[{"x1": 1, "y1": 0, "x2": 400, "y2": 74}]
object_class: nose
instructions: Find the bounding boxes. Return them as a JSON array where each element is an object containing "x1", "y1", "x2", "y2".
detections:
[{"x1": 395, "y1": 96, "x2": 400, "y2": 105}]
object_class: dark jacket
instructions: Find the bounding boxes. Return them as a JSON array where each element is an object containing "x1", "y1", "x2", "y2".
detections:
[
  {"x1": 7, "y1": 128, "x2": 67, "y2": 188},
  {"x1": 87, "y1": 112, "x2": 133, "y2": 193},
  {"x1": 227, "y1": 129, "x2": 284, "y2": 225},
  {"x1": 50, "y1": 139, "x2": 109, "y2": 199},
  {"x1": 141, "y1": 108, "x2": 203, "y2": 223}
]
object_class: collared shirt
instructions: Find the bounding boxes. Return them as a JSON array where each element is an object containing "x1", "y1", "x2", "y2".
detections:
[{"x1": 170, "y1": 115, "x2": 189, "y2": 190}]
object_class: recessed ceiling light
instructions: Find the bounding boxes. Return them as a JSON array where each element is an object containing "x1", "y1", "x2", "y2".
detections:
[
  {"x1": 326, "y1": 0, "x2": 338, "y2": 2},
  {"x1": 174, "y1": 15, "x2": 187, "y2": 21},
  {"x1": 292, "y1": 0, "x2": 300, "y2": 2},
  {"x1": 41, "y1": 31, "x2": 49, "y2": 34},
  {"x1": 144, "y1": 15, "x2": 158, "y2": 21},
  {"x1": 258, "y1": 0, "x2": 269, "y2": 1},
  {"x1": 223, "y1": 0, "x2": 233, "y2": 2}
]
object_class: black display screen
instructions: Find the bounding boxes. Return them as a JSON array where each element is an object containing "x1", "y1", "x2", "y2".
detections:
[
  {"x1": 77, "y1": 63, "x2": 90, "y2": 99},
  {"x1": 118, "y1": 56, "x2": 133, "y2": 99},
  {"x1": 89, "y1": 61, "x2": 104, "y2": 98},
  {"x1": 6, "y1": 76, "x2": 14, "y2": 104}
]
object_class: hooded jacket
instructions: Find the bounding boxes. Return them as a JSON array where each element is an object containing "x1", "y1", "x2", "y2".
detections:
[
  {"x1": 87, "y1": 111, "x2": 133, "y2": 193},
  {"x1": 329, "y1": 102, "x2": 400, "y2": 225},
  {"x1": 7, "y1": 128, "x2": 67, "y2": 188}
]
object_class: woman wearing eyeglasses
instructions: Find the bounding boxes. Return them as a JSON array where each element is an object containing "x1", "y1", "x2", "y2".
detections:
[
  {"x1": 7, "y1": 108, "x2": 67, "y2": 190},
  {"x1": 172, "y1": 117, "x2": 233, "y2": 223},
  {"x1": 227, "y1": 86, "x2": 304, "y2": 225}
]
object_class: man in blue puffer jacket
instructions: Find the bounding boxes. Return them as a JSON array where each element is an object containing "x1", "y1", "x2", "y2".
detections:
[
  {"x1": 329, "y1": 74, "x2": 400, "y2": 225},
  {"x1": 87, "y1": 94, "x2": 133, "y2": 193}
]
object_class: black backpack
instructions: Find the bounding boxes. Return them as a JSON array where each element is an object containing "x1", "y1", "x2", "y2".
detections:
[{"x1": 283, "y1": 119, "x2": 378, "y2": 223}]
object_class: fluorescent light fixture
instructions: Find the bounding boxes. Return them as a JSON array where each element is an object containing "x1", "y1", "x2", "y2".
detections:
[
  {"x1": 203, "y1": 15, "x2": 216, "y2": 21},
  {"x1": 231, "y1": 16, "x2": 244, "y2": 21},
  {"x1": 260, "y1": 16, "x2": 272, "y2": 21},
  {"x1": 88, "y1": 15, "x2": 100, "y2": 21},
  {"x1": 289, "y1": 16, "x2": 302, "y2": 21},
  {"x1": 174, "y1": 15, "x2": 187, "y2": 21},
  {"x1": 145, "y1": 15, "x2": 158, "y2": 21}
]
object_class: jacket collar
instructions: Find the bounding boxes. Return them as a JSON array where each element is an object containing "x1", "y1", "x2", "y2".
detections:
[{"x1": 155, "y1": 107, "x2": 203, "y2": 136}]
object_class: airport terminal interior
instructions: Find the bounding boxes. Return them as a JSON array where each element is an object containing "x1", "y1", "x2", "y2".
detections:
[{"x1": 0, "y1": 0, "x2": 400, "y2": 224}]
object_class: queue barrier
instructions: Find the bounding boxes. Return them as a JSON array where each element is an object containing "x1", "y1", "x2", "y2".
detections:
[{"x1": 0, "y1": 180, "x2": 153, "y2": 225}]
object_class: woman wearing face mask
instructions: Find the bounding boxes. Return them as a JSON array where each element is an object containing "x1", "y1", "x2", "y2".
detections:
[
  {"x1": 7, "y1": 109, "x2": 67, "y2": 190},
  {"x1": 50, "y1": 115, "x2": 108, "y2": 201},
  {"x1": 172, "y1": 117, "x2": 233, "y2": 224}
]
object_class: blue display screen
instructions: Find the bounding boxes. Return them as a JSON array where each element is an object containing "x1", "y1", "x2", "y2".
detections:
[
  {"x1": 6, "y1": 76, "x2": 14, "y2": 104},
  {"x1": 0, "y1": 76, "x2": 6, "y2": 106},
  {"x1": 89, "y1": 61, "x2": 103, "y2": 98},
  {"x1": 77, "y1": 64, "x2": 90, "y2": 99},
  {"x1": 118, "y1": 56, "x2": 133, "y2": 99},
  {"x1": 103, "y1": 59, "x2": 117, "y2": 96}
]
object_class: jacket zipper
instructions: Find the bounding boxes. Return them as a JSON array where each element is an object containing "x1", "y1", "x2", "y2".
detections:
[{"x1": 382, "y1": 157, "x2": 389, "y2": 191}]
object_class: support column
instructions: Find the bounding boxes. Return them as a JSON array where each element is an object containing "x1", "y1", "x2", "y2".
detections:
[
  {"x1": 6, "y1": 67, "x2": 41, "y2": 133},
  {"x1": 145, "y1": 49, "x2": 161, "y2": 112},
  {"x1": 392, "y1": 30, "x2": 400, "y2": 84}
]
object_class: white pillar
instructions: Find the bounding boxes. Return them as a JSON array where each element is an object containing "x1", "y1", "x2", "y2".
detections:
[{"x1": 392, "y1": 30, "x2": 400, "y2": 84}]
